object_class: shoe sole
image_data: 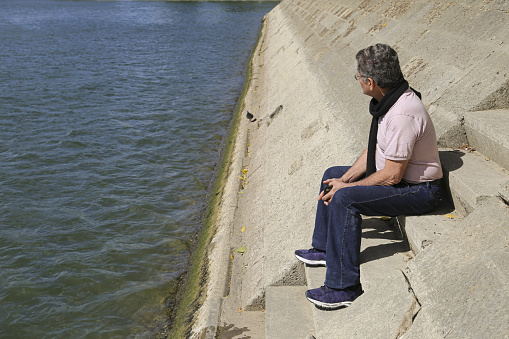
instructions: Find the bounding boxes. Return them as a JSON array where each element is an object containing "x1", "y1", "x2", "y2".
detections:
[
  {"x1": 306, "y1": 297, "x2": 353, "y2": 309},
  {"x1": 295, "y1": 254, "x2": 326, "y2": 266}
]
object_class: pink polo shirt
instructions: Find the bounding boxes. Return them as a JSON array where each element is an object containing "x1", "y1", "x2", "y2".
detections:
[{"x1": 376, "y1": 88, "x2": 443, "y2": 183}]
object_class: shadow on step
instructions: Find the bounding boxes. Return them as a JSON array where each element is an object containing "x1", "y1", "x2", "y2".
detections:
[
  {"x1": 439, "y1": 149, "x2": 465, "y2": 206},
  {"x1": 359, "y1": 218, "x2": 410, "y2": 265}
]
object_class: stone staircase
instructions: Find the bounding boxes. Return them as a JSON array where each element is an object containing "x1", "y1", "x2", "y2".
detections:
[
  {"x1": 202, "y1": 0, "x2": 509, "y2": 336},
  {"x1": 261, "y1": 109, "x2": 509, "y2": 338}
]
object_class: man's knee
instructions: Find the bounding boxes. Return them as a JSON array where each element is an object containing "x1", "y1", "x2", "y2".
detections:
[
  {"x1": 330, "y1": 187, "x2": 356, "y2": 208},
  {"x1": 322, "y1": 166, "x2": 350, "y2": 181},
  {"x1": 322, "y1": 167, "x2": 336, "y2": 180}
]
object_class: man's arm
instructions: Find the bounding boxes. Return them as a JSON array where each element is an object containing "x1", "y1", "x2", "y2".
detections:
[
  {"x1": 317, "y1": 149, "x2": 367, "y2": 201},
  {"x1": 339, "y1": 148, "x2": 368, "y2": 183},
  {"x1": 349, "y1": 158, "x2": 408, "y2": 186},
  {"x1": 317, "y1": 148, "x2": 367, "y2": 203},
  {"x1": 320, "y1": 158, "x2": 409, "y2": 206}
]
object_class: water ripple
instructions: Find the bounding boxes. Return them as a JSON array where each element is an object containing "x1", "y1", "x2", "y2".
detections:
[{"x1": 0, "y1": 0, "x2": 276, "y2": 337}]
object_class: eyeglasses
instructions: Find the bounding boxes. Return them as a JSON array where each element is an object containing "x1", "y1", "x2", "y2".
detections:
[{"x1": 354, "y1": 74, "x2": 360, "y2": 81}]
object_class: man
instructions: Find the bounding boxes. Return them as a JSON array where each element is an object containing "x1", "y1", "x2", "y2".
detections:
[{"x1": 295, "y1": 44, "x2": 443, "y2": 309}]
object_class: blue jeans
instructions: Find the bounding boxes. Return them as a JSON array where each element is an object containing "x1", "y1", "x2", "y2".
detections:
[{"x1": 311, "y1": 166, "x2": 441, "y2": 290}]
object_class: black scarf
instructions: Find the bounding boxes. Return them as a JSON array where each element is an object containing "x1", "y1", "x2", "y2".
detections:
[{"x1": 365, "y1": 80, "x2": 421, "y2": 177}]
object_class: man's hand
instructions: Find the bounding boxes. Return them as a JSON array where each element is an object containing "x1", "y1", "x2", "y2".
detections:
[
  {"x1": 318, "y1": 159, "x2": 409, "y2": 205},
  {"x1": 318, "y1": 178, "x2": 351, "y2": 206}
]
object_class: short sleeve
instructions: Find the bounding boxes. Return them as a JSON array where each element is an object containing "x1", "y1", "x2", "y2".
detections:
[{"x1": 383, "y1": 114, "x2": 420, "y2": 161}]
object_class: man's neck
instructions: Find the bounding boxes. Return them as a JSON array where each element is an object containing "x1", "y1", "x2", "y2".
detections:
[{"x1": 372, "y1": 85, "x2": 389, "y2": 101}]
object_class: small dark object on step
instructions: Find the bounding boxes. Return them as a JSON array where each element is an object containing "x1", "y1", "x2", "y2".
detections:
[
  {"x1": 246, "y1": 111, "x2": 256, "y2": 122},
  {"x1": 269, "y1": 105, "x2": 283, "y2": 119}
]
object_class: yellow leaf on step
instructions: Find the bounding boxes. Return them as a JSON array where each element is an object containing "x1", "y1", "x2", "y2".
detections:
[{"x1": 235, "y1": 246, "x2": 246, "y2": 253}]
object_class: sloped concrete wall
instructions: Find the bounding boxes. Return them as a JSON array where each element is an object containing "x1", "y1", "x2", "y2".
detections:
[
  {"x1": 237, "y1": 2, "x2": 365, "y2": 308},
  {"x1": 281, "y1": 0, "x2": 508, "y2": 146},
  {"x1": 237, "y1": 0, "x2": 508, "y2": 308},
  {"x1": 191, "y1": 0, "x2": 508, "y2": 336}
]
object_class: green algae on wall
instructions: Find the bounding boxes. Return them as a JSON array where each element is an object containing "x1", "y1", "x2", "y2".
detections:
[{"x1": 165, "y1": 21, "x2": 264, "y2": 339}]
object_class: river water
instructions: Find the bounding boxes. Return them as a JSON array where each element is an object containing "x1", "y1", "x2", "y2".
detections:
[{"x1": 0, "y1": 1, "x2": 276, "y2": 337}]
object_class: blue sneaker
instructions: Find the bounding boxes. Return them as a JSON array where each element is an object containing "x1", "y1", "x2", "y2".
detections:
[
  {"x1": 295, "y1": 248, "x2": 326, "y2": 266},
  {"x1": 305, "y1": 284, "x2": 363, "y2": 309}
]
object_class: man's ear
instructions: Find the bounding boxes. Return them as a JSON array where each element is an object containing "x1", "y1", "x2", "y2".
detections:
[{"x1": 367, "y1": 77, "x2": 375, "y2": 91}]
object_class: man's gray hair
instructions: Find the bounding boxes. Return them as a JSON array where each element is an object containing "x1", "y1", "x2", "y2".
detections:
[{"x1": 356, "y1": 43, "x2": 403, "y2": 89}]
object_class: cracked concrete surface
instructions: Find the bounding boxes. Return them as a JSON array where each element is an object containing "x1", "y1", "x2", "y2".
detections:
[{"x1": 191, "y1": 0, "x2": 509, "y2": 337}]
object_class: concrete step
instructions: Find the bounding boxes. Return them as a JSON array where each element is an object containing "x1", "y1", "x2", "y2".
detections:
[
  {"x1": 403, "y1": 196, "x2": 509, "y2": 339},
  {"x1": 265, "y1": 285, "x2": 315, "y2": 339},
  {"x1": 396, "y1": 200, "x2": 460, "y2": 255},
  {"x1": 305, "y1": 264, "x2": 419, "y2": 338},
  {"x1": 303, "y1": 217, "x2": 415, "y2": 338},
  {"x1": 464, "y1": 109, "x2": 509, "y2": 172},
  {"x1": 439, "y1": 148, "x2": 509, "y2": 216},
  {"x1": 305, "y1": 265, "x2": 327, "y2": 291},
  {"x1": 397, "y1": 149, "x2": 509, "y2": 255}
]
